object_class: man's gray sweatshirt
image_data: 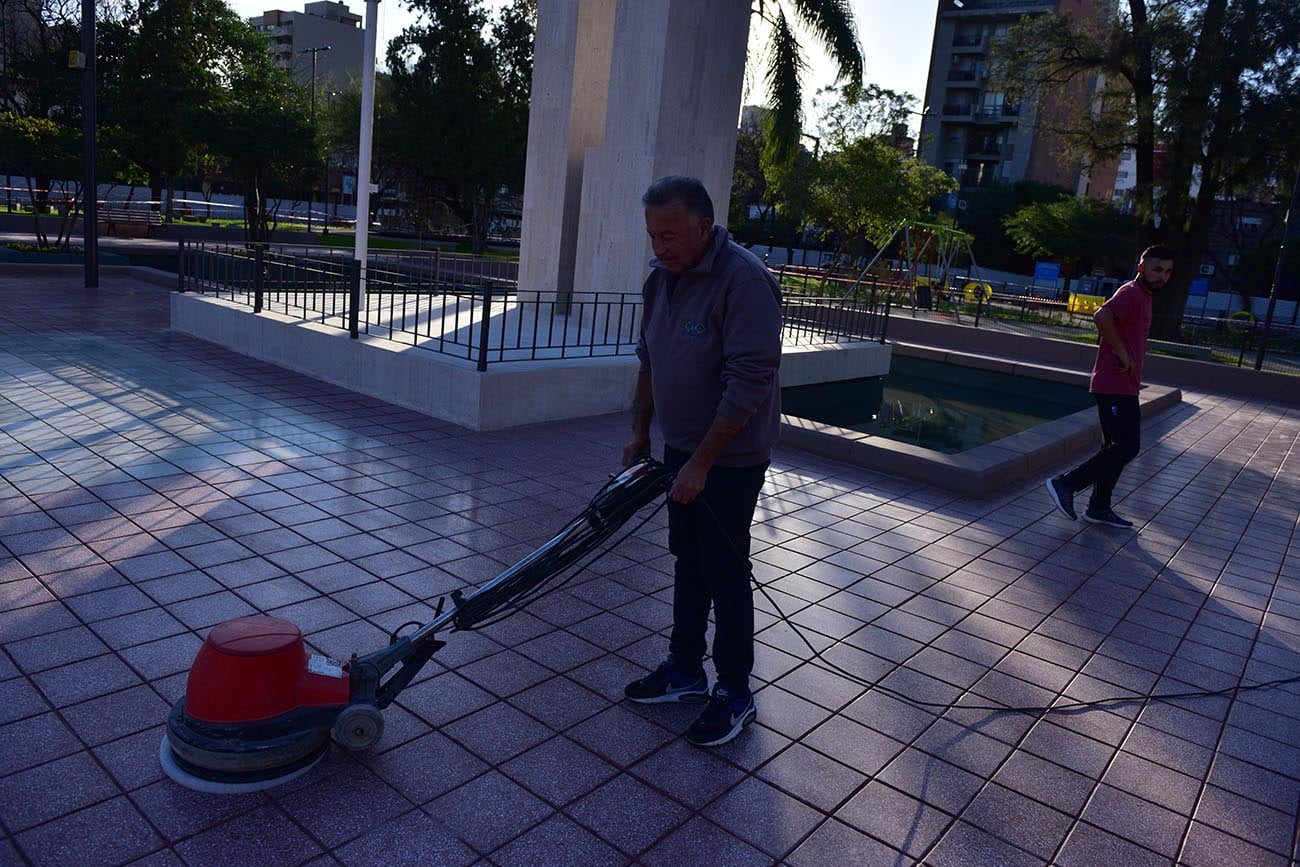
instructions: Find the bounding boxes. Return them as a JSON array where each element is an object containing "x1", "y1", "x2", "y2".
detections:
[{"x1": 635, "y1": 225, "x2": 782, "y2": 467}]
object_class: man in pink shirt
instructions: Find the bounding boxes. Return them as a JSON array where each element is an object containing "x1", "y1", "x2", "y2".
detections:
[{"x1": 1046, "y1": 245, "x2": 1175, "y2": 528}]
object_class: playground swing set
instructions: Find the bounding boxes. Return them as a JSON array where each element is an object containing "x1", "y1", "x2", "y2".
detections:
[{"x1": 843, "y1": 220, "x2": 992, "y2": 317}]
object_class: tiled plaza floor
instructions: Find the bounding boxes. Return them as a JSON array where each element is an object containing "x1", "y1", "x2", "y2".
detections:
[{"x1": 1, "y1": 272, "x2": 1298, "y2": 867}]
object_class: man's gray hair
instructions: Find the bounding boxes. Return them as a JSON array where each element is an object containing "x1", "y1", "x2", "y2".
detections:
[{"x1": 642, "y1": 176, "x2": 714, "y2": 221}]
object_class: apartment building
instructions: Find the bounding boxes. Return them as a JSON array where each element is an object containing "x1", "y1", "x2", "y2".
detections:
[
  {"x1": 918, "y1": 0, "x2": 1117, "y2": 199},
  {"x1": 248, "y1": 1, "x2": 364, "y2": 89}
]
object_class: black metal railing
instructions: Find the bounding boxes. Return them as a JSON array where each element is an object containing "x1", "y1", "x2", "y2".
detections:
[
  {"x1": 177, "y1": 240, "x2": 888, "y2": 369},
  {"x1": 869, "y1": 272, "x2": 1299, "y2": 376}
]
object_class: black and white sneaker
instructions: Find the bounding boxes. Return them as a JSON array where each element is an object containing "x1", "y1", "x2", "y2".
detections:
[
  {"x1": 624, "y1": 657, "x2": 709, "y2": 704},
  {"x1": 1083, "y1": 507, "x2": 1133, "y2": 529},
  {"x1": 685, "y1": 684, "x2": 756, "y2": 747},
  {"x1": 1045, "y1": 477, "x2": 1077, "y2": 520}
]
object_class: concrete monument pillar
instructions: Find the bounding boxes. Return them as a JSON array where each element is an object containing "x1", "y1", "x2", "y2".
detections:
[
  {"x1": 517, "y1": 0, "x2": 616, "y2": 302},
  {"x1": 519, "y1": 0, "x2": 751, "y2": 303}
]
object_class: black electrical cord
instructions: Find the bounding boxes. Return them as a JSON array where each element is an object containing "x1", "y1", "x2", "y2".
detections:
[
  {"x1": 694, "y1": 496, "x2": 1300, "y2": 716},
  {"x1": 422, "y1": 458, "x2": 1298, "y2": 716},
  {"x1": 448, "y1": 460, "x2": 672, "y2": 631}
]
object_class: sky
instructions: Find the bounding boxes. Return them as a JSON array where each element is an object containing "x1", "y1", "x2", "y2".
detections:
[{"x1": 225, "y1": 0, "x2": 938, "y2": 130}]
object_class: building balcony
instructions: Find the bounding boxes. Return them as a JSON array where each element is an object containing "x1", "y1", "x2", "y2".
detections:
[
  {"x1": 972, "y1": 106, "x2": 1019, "y2": 122},
  {"x1": 965, "y1": 143, "x2": 1014, "y2": 161},
  {"x1": 947, "y1": 69, "x2": 978, "y2": 82},
  {"x1": 941, "y1": 0, "x2": 1056, "y2": 17},
  {"x1": 952, "y1": 32, "x2": 983, "y2": 47},
  {"x1": 942, "y1": 104, "x2": 974, "y2": 117}
]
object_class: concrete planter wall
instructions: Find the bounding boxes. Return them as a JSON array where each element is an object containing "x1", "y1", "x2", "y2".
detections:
[
  {"x1": 171, "y1": 292, "x2": 892, "y2": 431},
  {"x1": 886, "y1": 315, "x2": 1298, "y2": 405},
  {"x1": 0, "y1": 247, "x2": 128, "y2": 265}
]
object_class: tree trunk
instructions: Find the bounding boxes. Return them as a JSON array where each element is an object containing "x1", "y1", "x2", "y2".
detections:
[
  {"x1": 29, "y1": 176, "x2": 48, "y2": 248},
  {"x1": 244, "y1": 177, "x2": 264, "y2": 245},
  {"x1": 150, "y1": 174, "x2": 163, "y2": 213},
  {"x1": 1149, "y1": 0, "x2": 1254, "y2": 340},
  {"x1": 1127, "y1": 0, "x2": 1157, "y2": 246},
  {"x1": 55, "y1": 181, "x2": 81, "y2": 250},
  {"x1": 471, "y1": 193, "x2": 491, "y2": 257}
]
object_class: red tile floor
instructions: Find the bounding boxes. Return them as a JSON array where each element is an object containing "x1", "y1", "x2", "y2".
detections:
[{"x1": 1, "y1": 273, "x2": 1298, "y2": 866}]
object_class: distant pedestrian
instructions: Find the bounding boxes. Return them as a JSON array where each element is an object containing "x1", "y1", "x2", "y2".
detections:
[{"x1": 1046, "y1": 245, "x2": 1175, "y2": 528}]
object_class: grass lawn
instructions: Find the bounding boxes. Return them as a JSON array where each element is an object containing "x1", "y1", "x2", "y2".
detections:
[
  {"x1": 449, "y1": 243, "x2": 519, "y2": 261},
  {"x1": 313, "y1": 234, "x2": 520, "y2": 259},
  {"x1": 316, "y1": 233, "x2": 419, "y2": 251}
]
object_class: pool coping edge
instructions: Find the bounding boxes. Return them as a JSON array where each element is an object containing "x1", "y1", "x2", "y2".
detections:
[{"x1": 779, "y1": 346, "x2": 1183, "y2": 497}]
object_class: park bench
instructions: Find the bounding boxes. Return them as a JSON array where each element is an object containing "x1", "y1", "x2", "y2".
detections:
[{"x1": 99, "y1": 208, "x2": 162, "y2": 236}]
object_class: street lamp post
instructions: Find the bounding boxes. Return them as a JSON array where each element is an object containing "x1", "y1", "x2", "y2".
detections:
[
  {"x1": 1253, "y1": 165, "x2": 1299, "y2": 371},
  {"x1": 300, "y1": 44, "x2": 330, "y2": 234},
  {"x1": 81, "y1": 0, "x2": 98, "y2": 287}
]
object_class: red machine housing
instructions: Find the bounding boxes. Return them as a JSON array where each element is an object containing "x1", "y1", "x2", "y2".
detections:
[{"x1": 185, "y1": 615, "x2": 351, "y2": 723}]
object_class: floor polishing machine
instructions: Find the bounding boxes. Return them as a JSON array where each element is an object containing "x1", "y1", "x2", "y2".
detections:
[{"x1": 160, "y1": 457, "x2": 673, "y2": 793}]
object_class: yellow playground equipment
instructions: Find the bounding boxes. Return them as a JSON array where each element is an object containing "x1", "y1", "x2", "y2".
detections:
[{"x1": 1067, "y1": 292, "x2": 1106, "y2": 315}]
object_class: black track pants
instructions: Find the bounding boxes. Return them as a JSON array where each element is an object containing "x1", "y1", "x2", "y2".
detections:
[
  {"x1": 663, "y1": 446, "x2": 767, "y2": 694},
  {"x1": 1061, "y1": 394, "x2": 1141, "y2": 511}
]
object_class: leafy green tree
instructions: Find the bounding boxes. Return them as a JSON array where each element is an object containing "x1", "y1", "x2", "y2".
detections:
[
  {"x1": 0, "y1": 1, "x2": 84, "y2": 118},
  {"x1": 387, "y1": 0, "x2": 533, "y2": 254},
  {"x1": 755, "y1": 0, "x2": 863, "y2": 164},
  {"x1": 805, "y1": 135, "x2": 955, "y2": 258},
  {"x1": 955, "y1": 180, "x2": 1068, "y2": 272},
  {"x1": 0, "y1": 112, "x2": 79, "y2": 246},
  {"x1": 116, "y1": 0, "x2": 249, "y2": 219},
  {"x1": 815, "y1": 83, "x2": 913, "y2": 149},
  {"x1": 1003, "y1": 194, "x2": 1140, "y2": 276},
  {"x1": 730, "y1": 112, "x2": 770, "y2": 230},
  {"x1": 321, "y1": 75, "x2": 401, "y2": 224},
  {"x1": 204, "y1": 25, "x2": 317, "y2": 243},
  {"x1": 991, "y1": 0, "x2": 1300, "y2": 338},
  {"x1": 761, "y1": 138, "x2": 820, "y2": 260}
]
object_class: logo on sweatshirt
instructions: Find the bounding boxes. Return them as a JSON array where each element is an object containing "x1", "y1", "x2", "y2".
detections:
[{"x1": 683, "y1": 319, "x2": 706, "y2": 336}]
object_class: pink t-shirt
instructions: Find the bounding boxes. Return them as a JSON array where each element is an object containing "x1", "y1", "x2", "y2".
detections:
[{"x1": 1089, "y1": 279, "x2": 1152, "y2": 396}]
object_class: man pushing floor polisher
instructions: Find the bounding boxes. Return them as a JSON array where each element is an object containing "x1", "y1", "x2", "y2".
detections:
[
  {"x1": 163, "y1": 175, "x2": 787, "y2": 792},
  {"x1": 160, "y1": 457, "x2": 674, "y2": 793}
]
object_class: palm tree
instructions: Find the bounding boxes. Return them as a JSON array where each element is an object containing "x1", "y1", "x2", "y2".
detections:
[{"x1": 754, "y1": 0, "x2": 863, "y2": 164}]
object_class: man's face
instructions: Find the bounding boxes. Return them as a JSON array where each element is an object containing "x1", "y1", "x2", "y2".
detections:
[
  {"x1": 645, "y1": 202, "x2": 712, "y2": 275},
  {"x1": 1138, "y1": 257, "x2": 1174, "y2": 291}
]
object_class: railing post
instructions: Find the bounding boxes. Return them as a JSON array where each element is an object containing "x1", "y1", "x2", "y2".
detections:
[
  {"x1": 1238, "y1": 318, "x2": 1256, "y2": 367},
  {"x1": 253, "y1": 244, "x2": 265, "y2": 313},
  {"x1": 176, "y1": 237, "x2": 186, "y2": 291},
  {"x1": 880, "y1": 288, "x2": 891, "y2": 344},
  {"x1": 476, "y1": 281, "x2": 493, "y2": 371},
  {"x1": 348, "y1": 257, "x2": 361, "y2": 338}
]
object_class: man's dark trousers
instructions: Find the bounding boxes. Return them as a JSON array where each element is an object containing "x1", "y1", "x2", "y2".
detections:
[
  {"x1": 1061, "y1": 394, "x2": 1141, "y2": 510},
  {"x1": 663, "y1": 446, "x2": 767, "y2": 695}
]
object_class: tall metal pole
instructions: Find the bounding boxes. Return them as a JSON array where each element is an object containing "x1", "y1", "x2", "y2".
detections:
[
  {"x1": 307, "y1": 49, "x2": 315, "y2": 235},
  {"x1": 355, "y1": 1, "x2": 380, "y2": 308},
  {"x1": 1254, "y1": 165, "x2": 1300, "y2": 371},
  {"x1": 81, "y1": 0, "x2": 98, "y2": 287},
  {"x1": 300, "y1": 45, "x2": 329, "y2": 235}
]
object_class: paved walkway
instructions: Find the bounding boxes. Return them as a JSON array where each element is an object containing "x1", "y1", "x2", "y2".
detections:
[{"x1": 1, "y1": 272, "x2": 1298, "y2": 867}]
